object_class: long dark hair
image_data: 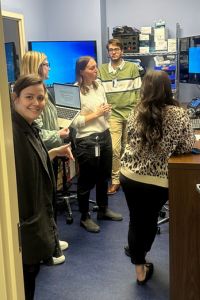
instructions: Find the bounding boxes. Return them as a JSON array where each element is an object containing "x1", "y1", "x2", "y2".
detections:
[
  {"x1": 75, "y1": 56, "x2": 98, "y2": 95},
  {"x1": 135, "y1": 70, "x2": 179, "y2": 149}
]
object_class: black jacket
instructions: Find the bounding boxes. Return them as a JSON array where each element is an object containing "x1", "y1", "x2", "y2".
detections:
[{"x1": 12, "y1": 111, "x2": 56, "y2": 264}]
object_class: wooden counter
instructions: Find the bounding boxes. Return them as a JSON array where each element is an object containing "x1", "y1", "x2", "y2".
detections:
[{"x1": 168, "y1": 151, "x2": 200, "y2": 300}]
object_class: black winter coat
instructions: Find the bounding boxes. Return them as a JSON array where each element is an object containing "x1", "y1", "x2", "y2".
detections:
[{"x1": 12, "y1": 111, "x2": 56, "y2": 264}]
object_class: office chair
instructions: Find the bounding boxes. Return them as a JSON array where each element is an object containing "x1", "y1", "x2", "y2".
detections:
[
  {"x1": 56, "y1": 127, "x2": 98, "y2": 224},
  {"x1": 56, "y1": 157, "x2": 77, "y2": 224},
  {"x1": 56, "y1": 156, "x2": 98, "y2": 224},
  {"x1": 157, "y1": 202, "x2": 169, "y2": 234}
]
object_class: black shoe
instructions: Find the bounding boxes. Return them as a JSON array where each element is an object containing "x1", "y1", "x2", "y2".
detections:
[
  {"x1": 137, "y1": 263, "x2": 154, "y2": 285},
  {"x1": 80, "y1": 216, "x2": 100, "y2": 233},
  {"x1": 97, "y1": 208, "x2": 123, "y2": 221},
  {"x1": 124, "y1": 245, "x2": 131, "y2": 257}
]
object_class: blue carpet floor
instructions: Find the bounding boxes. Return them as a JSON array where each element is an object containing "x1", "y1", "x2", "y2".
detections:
[{"x1": 35, "y1": 188, "x2": 169, "y2": 300}]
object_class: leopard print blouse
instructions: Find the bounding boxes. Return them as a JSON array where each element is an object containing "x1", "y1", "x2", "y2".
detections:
[{"x1": 121, "y1": 105, "x2": 195, "y2": 187}]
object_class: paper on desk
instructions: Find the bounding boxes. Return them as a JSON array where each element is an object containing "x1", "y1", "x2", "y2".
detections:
[{"x1": 195, "y1": 134, "x2": 200, "y2": 140}]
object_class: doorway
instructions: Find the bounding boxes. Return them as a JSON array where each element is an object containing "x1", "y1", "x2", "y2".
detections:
[{"x1": 2, "y1": 10, "x2": 26, "y2": 77}]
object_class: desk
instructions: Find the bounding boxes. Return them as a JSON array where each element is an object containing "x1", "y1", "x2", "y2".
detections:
[{"x1": 169, "y1": 150, "x2": 200, "y2": 300}]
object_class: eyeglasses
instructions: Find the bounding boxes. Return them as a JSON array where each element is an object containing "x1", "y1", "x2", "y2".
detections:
[
  {"x1": 108, "y1": 47, "x2": 121, "y2": 53},
  {"x1": 42, "y1": 63, "x2": 50, "y2": 68}
]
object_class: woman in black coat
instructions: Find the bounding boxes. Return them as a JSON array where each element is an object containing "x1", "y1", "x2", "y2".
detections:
[{"x1": 11, "y1": 74, "x2": 73, "y2": 300}]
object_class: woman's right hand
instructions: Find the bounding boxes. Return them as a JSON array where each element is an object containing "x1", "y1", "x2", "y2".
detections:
[
  {"x1": 96, "y1": 103, "x2": 112, "y2": 116},
  {"x1": 58, "y1": 127, "x2": 70, "y2": 139},
  {"x1": 48, "y1": 144, "x2": 74, "y2": 161}
]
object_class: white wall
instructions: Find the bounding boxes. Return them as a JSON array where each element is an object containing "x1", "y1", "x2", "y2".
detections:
[
  {"x1": 2, "y1": 0, "x2": 200, "y2": 101},
  {"x1": 1, "y1": 0, "x2": 103, "y2": 64},
  {"x1": 44, "y1": 0, "x2": 102, "y2": 62},
  {"x1": 1, "y1": 0, "x2": 103, "y2": 62},
  {"x1": 106, "y1": 0, "x2": 200, "y2": 38},
  {"x1": 2, "y1": 0, "x2": 200, "y2": 55},
  {"x1": 1, "y1": 0, "x2": 48, "y2": 45},
  {"x1": 106, "y1": 0, "x2": 200, "y2": 102}
]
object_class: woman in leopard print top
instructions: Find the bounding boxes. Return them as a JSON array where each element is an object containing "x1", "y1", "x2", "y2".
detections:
[{"x1": 120, "y1": 70, "x2": 195, "y2": 285}]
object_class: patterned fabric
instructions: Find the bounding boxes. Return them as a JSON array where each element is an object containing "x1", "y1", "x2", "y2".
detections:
[
  {"x1": 121, "y1": 105, "x2": 195, "y2": 187},
  {"x1": 35, "y1": 90, "x2": 62, "y2": 150}
]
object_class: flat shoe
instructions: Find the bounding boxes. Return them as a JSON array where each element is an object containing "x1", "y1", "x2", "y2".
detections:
[
  {"x1": 124, "y1": 245, "x2": 131, "y2": 257},
  {"x1": 137, "y1": 263, "x2": 154, "y2": 285},
  {"x1": 107, "y1": 184, "x2": 120, "y2": 195}
]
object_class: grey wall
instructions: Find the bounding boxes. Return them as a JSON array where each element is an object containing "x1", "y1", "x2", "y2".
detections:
[
  {"x1": 2, "y1": 0, "x2": 200, "y2": 101},
  {"x1": 1, "y1": 0, "x2": 48, "y2": 43},
  {"x1": 44, "y1": 0, "x2": 102, "y2": 63},
  {"x1": 106, "y1": 0, "x2": 200, "y2": 38},
  {"x1": 1, "y1": 0, "x2": 103, "y2": 62},
  {"x1": 106, "y1": 0, "x2": 200, "y2": 102},
  {"x1": 100, "y1": 0, "x2": 109, "y2": 63}
]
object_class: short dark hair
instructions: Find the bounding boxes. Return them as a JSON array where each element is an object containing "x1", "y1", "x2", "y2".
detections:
[
  {"x1": 106, "y1": 38, "x2": 123, "y2": 51},
  {"x1": 13, "y1": 74, "x2": 46, "y2": 97}
]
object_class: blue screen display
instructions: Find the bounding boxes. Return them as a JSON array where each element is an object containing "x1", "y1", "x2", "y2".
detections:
[
  {"x1": 189, "y1": 47, "x2": 200, "y2": 73},
  {"x1": 5, "y1": 42, "x2": 16, "y2": 82},
  {"x1": 179, "y1": 35, "x2": 200, "y2": 84},
  {"x1": 190, "y1": 98, "x2": 200, "y2": 107},
  {"x1": 28, "y1": 41, "x2": 97, "y2": 85}
]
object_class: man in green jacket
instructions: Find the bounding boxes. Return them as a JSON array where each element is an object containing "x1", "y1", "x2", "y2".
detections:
[{"x1": 98, "y1": 38, "x2": 141, "y2": 195}]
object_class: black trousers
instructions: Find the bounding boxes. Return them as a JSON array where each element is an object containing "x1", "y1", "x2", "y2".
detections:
[
  {"x1": 120, "y1": 174, "x2": 168, "y2": 264},
  {"x1": 76, "y1": 129, "x2": 112, "y2": 217},
  {"x1": 23, "y1": 263, "x2": 40, "y2": 300}
]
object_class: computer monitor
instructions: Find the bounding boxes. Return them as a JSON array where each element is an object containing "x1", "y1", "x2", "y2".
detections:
[
  {"x1": 28, "y1": 40, "x2": 97, "y2": 86},
  {"x1": 4, "y1": 42, "x2": 18, "y2": 82},
  {"x1": 189, "y1": 47, "x2": 200, "y2": 73},
  {"x1": 179, "y1": 35, "x2": 200, "y2": 84}
]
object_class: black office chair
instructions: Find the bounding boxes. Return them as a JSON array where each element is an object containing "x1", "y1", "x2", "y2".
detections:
[
  {"x1": 56, "y1": 157, "x2": 78, "y2": 224},
  {"x1": 56, "y1": 127, "x2": 98, "y2": 224},
  {"x1": 56, "y1": 156, "x2": 98, "y2": 224}
]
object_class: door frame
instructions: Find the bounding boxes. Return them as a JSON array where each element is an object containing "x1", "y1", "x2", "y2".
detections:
[
  {"x1": 2, "y1": 10, "x2": 26, "y2": 60},
  {"x1": 0, "y1": 9, "x2": 25, "y2": 300}
]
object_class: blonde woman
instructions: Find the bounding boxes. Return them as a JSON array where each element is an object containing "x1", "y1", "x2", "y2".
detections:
[{"x1": 21, "y1": 51, "x2": 69, "y2": 149}]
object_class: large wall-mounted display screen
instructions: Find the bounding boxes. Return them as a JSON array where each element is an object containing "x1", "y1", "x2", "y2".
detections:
[
  {"x1": 28, "y1": 40, "x2": 97, "y2": 85},
  {"x1": 179, "y1": 35, "x2": 200, "y2": 84}
]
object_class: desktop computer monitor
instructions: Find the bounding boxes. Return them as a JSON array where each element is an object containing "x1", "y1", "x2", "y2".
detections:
[
  {"x1": 4, "y1": 42, "x2": 18, "y2": 82},
  {"x1": 179, "y1": 35, "x2": 200, "y2": 84}
]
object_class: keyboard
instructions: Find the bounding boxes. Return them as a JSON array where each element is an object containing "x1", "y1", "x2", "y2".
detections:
[
  {"x1": 190, "y1": 118, "x2": 200, "y2": 130},
  {"x1": 56, "y1": 106, "x2": 79, "y2": 120}
]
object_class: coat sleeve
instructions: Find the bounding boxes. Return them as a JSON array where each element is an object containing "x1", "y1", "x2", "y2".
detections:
[
  {"x1": 35, "y1": 115, "x2": 62, "y2": 149},
  {"x1": 174, "y1": 109, "x2": 195, "y2": 154}
]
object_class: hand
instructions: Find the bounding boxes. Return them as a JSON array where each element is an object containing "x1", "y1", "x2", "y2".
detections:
[
  {"x1": 56, "y1": 144, "x2": 74, "y2": 160},
  {"x1": 96, "y1": 103, "x2": 112, "y2": 116},
  {"x1": 103, "y1": 103, "x2": 112, "y2": 113},
  {"x1": 48, "y1": 144, "x2": 75, "y2": 161},
  {"x1": 58, "y1": 127, "x2": 70, "y2": 139}
]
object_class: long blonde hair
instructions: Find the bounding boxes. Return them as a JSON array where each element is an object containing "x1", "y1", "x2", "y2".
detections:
[{"x1": 21, "y1": 51, "x2": 47, "y2": 76}]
